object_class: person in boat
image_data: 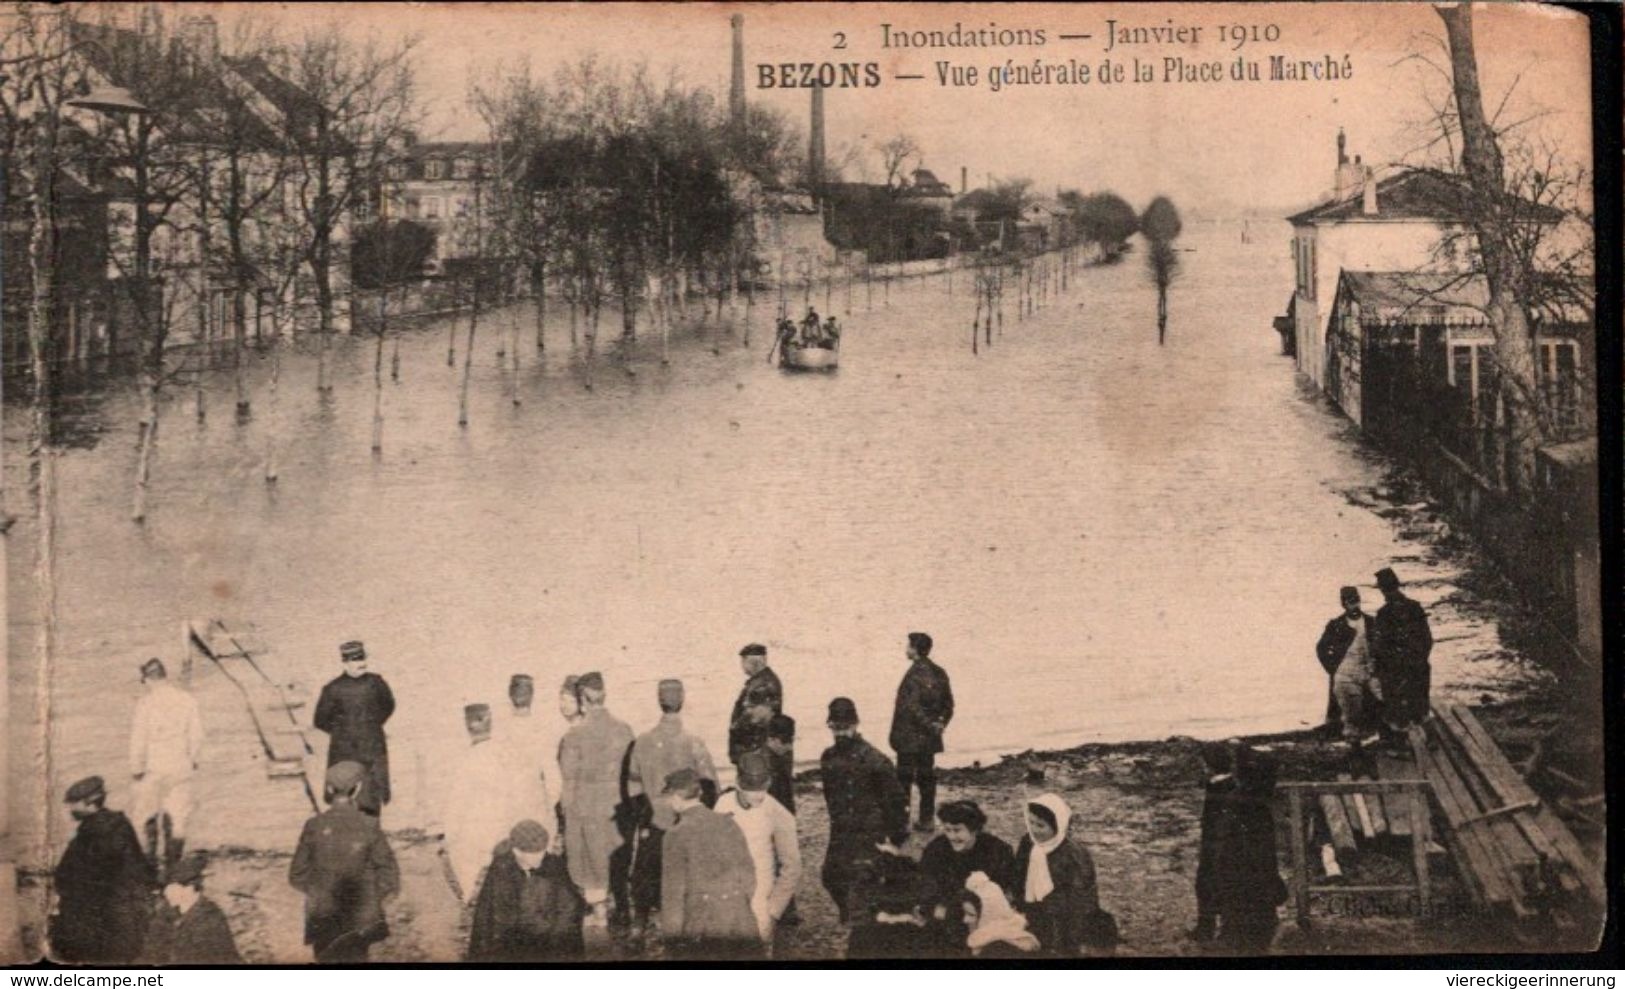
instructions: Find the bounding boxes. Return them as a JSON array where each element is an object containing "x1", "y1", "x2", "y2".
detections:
[
  {"x1": 775, "y1": 317, "x2": 798, "y2": 352},
  {"x1": 821, "y1": 315, "x2": 841, "y2": 349},
  {"x1": 801, "y1": 307, "x2": 823, "y2": 345}
]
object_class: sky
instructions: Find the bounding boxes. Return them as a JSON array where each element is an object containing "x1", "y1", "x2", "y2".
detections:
[{"x1": 205, "y1": 1, "x2": 1594, "y2": 215}]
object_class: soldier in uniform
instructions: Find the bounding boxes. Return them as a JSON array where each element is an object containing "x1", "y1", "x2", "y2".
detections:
[
  {"x1": 499, "y1": 674, "x2": 555, "y2": 830},
  {"x1": 141, "y1": 854, "x2": 243, "y2": 965},
  {"x1": 129, "y1": 658, "x2": 205, "y2": 880},
  {"x1": 728, "y1": 644, "x2": 783, "y2": 767},
  {"x1": 625, "y1": 679, "x2": 719, "y2": 928},
  {"x1": 313, "y1": 641, "x2": 396, "y2": 815},
  {"x1": 288, "y1": 761, "x2": 401, "y2": 963},
  {"x1": 50, "y1": 776, "x2": 153, "y2": 963},
  {"x1": 557, "y1": 671, "x2": 635, "y2": 925},
  {"x1": 442, "y1": 703, "x2": 530, "y2": 904},
  {"x1": 819, "y1": 697, "x2": 909, "y2": 925}
]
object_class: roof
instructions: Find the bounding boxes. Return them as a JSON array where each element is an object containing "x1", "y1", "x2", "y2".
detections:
[
  {"x1": 1538, "y1": 438, "x2": 1595, "y2": 469},
  {"x1": 1287, "y1": 170, "x2": 1474, "y2": 225},
  {"x1": 1337, "y1": 270, "x2": 1590, "y2": 326}
]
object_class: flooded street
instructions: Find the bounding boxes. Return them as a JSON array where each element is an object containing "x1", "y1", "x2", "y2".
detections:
[{"x1": 8, "y1": 222, "x2": 1525, "y2": 860}]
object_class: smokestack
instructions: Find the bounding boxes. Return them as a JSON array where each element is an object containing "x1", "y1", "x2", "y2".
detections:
[
  {"x1": 961, "y1": 166, "x2": 967, "y2": 194},
  {"x1": 808, "y1": 82, "x2": 826, "y2": 189},
  {"x1": 729, "y1": 14, "x2": 746, "y2": 152},
  {"x1": 1361, "y1": 166, "x2": 1378, "y2": 215}
]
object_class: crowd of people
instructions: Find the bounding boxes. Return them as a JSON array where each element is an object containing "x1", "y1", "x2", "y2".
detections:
[
  {"x1": 46, "y1": 568, "x2": 1435, "y2": 963},
  {"x1": 776, "y1": 306, "x2": 841, "y2": 351}
]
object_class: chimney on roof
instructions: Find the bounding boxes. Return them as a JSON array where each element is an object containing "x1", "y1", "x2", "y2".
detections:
[
  {"x1": 1333, "y1": 130, "x2": 1365, "y2": 200},
  {"x1": 729, "y1": 14, "x2": 746, "y2": 153},
  {"x1": 180, "y1": 14, "x2": 220, "y2": 67},
  {"x1": 1337, "y1": 127, "x2": 1347, "y2": 166},
  {"x1": 1361, "y1": 166, "x2": 1378, "y2": 215},
  {"x1": 961, "y1": 166, "x2": 967, "y2": 194}
]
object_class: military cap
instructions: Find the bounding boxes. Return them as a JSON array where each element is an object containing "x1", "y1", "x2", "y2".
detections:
[
  {"x1": 464, "y1": 703, "x2": 492, "y2": 723},
  {"x1": 509, "y1": 673, "x2": 535, "y2": 689},
  {"x1": 661, "y1": 768, "x2": 702, "y2": 798},
  {"x1": 64, "y1": 776, "x2": 105, "y2": 803},
  {"x1": 325, "y1": 761, "x2": 367, "y2": 792},
  {"x1": 1339, "y1": 586, "x2": 1361, "y2": 604},
  {"x1": 737, "y1": 750, "x2": 773, "y2": 791},
  {"x1": 167, "y1": 853, "x2": 209, "y2": 888},
  {"x1": 827, "y1": 697, "x2": 859, "y2": 727},
  {"x1": 657, "y1": 678, "x2": 685, "y2": 708},
  {"x1": 509, "y1": 819, "x2": 550, "y2": 853},
  {"x1": 576, "y1": 671, "x2": 605, "y2": 692},
  {"x1": 139, "y1": 658, "x2": 167, "y2": 681},
  {"x1": 767, "y1": 713, "x2": 796, "y2": 742},
  {"x1": 908, "y1": 631, "x2": 934, "y2": 657},
  {"x1": 739, "y1": 643, "x2": 767, "y2": 658},
  {"x1": 1374, "y1": 567, "x2": 1401, "y2": 590},
  {"x1": 339, "y1": 640, "x2": 366, "y2": 662}
]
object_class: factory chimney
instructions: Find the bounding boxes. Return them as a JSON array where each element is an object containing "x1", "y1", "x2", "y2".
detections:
[{"x1": 729, "y1": 14, "x2": 746, "y2": 153}]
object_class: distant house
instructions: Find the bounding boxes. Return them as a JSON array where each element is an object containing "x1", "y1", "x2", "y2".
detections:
[
  {"x1": 379, "y1": 136, "x2": 497, "y2": 271},
  {"x1": 1021, "y1": 198, "x2": 1070, "y2": 249},
  {"x1": 900, "y1": 167, "x2": 955, "y2": 215},
  {"x1": 729, "y1": 171, "x2": 837, "y2": 283}
]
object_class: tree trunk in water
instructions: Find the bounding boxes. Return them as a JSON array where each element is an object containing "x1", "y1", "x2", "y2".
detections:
[
  {"x1": 132, "y1": 371, "x2": 160, "y2": 524},
  {"x1": 233, "y1": 289, "x2": 250, "y2": 420},
  {"x1": 533, "y1": 265, "x2": 546, "y2": 351},
  {"x1": 459, "y1": 287, "x2": 482, "y2": 427},
  {"x1": 447, "y1": 280, "x2": 460, "y2": 366},
  {"x1": 264, "y1": 344, "x2": 280, "y2": 483},
  {"x1": 972, "y1": 287, "x2": 981, "y2": 356},
  {"x1": 1157, "y1": 286, "x2": 1168, "y2": 345},
  {"x1": 1436, "y1": 2, "x2": 1543, "y2": 493},
  {"x1": 313, "y1": 245, "x2": 333, "y2": 392},
  {"x1": 373, "y1": 294, "x2": 386, "y2": 453}
]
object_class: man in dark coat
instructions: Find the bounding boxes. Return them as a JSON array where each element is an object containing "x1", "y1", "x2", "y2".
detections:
[
  {"x1": 820, "y1": 697, "x2": 909, "y2": 925},
  {"x1": 1190, "y1": 742, "x2": 1236, "y2": 944},
  {"x1": 51, "y1": 776, "x2": 153, "y2": 963},
  {"x1": 729, "y1": 643, "x2": 783, "y2": 766},
  {"x1": 467, "y1": 820, "x2": 584, "y2": 962},
  {"x1": 1315, "y1": 587, "x2": 1378, "y2": 743},
  {"x1": 1211, "y1": 745, "x2": 1286, "y2": 954},
  {"x1": 313, "y1": 640, "x2": 396, "y2": 815},
  {"x1": 1371, "y1": 568, "x2": 1434, "y2": 734},
  {"x1": 658, "y1": 769, "x2": 763, "y2": 960},
  {"x1": 289, "y1": 761, "x2": 401, "y2": 962},
  {"x1": 890, "y1": 632, "x2": 955, "y2": 831},
  {"x1": 141, "y1": 854, "x2": 243, "y2": 964},
  {"x1": 763, "y1": 714, "x2": 797, "y2": 816}
]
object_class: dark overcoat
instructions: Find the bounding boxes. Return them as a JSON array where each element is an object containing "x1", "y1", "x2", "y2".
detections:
[
  {"x1": 314, "y1": 672, "x2": 396, "y2": 810},
  {"x1": 821, "y1": 735, "x2": 907, "y2": 842},
  {"x1": 1013, "y1": 835, "x2": 1104, "y2": 956},
  {"x1": 889, "y1": 659, "x2": 955, "y2": 755},
  {"x1": 1373, "y1": 594, "x2": 1434, "y2": 724},
  {"x1": 660, "y1": 805, "x2": 761, "y2": 950},
  {"x1": 288, "y1": 803, "x2": 400, "y2": 951},
  {"x1": 728, "y1": 667, "x2": 783, "y2": 764},
  {"x1": 467, "y1": 845, "x2": 584, "y2": 962},
  {"x1": 52, "y1": 809, "x2": 153, "y2": 963},
  {"x1": 141, "y1": 897, "x2": 243, "y2": 965}
]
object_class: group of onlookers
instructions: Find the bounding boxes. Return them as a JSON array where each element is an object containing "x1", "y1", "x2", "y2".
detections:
[{"x1": 1315, "y1": 568, "x2": 1435, "y2": 749}]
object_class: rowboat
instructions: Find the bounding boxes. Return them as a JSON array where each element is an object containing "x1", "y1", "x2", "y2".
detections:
[{"x1": 779, "y1": 340, "x2": 839, "y2": 371}]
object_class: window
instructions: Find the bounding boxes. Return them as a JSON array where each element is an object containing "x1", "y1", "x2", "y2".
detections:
[
  {"x1": 1537, "y1": 339, "x2": 1581, "y2": 430},
  {"x1": 425, "y1": 159, "x2": 446, "y2": 180},
  {"x1": 353, "y1": 200, "x2": 372, "y2": 222},
  {"x1": 455, "y1": 197, "x2": 470, "y2": 217},
  {"x1": 424, "y1": 197, "x2": 442, "y2": 219},
  {"x1": 386, "y1": 162, "x2": 407, "y2": 180},
  {"x1": 453, "y1": 157, "x2": 474, "y2": 179}
]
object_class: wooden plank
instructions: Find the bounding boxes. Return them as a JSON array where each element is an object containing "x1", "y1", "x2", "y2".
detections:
[
  {"x1": 1374, "y1": 754, "x2": 1414, "y2": 836},
  {"x1": 1411, "y1": 785, "x2": 1432, "y2": 916},
  {"x1": 1339, "y1": 774, "x2": 1376, "y2": 839},
  {"x1": 1280, "y1": 779, "x2": 1442, "y2": 794},
  {"x1": 1412, "y1": 732, "x2": 1515, "y2": 910},
  {"x1": 1289, "y1": 789, "x2": 1310, "y2": 929},
  {"x1": 1318, "y1": 794, "x2": 1358, "y2": 853},
  {"x1": 1445, "y1": 706, "x2": 1604, "y2": 905},
  {"x1": 1365, "y1": 788, "x2": 1390, "y2": 836},
  {"x1": 1433, "y1": 713, "x2": 1545, "y2": 881}
]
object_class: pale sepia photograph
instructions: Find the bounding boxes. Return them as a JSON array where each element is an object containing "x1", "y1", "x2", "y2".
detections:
[{"x1": 0, "y1": 0, "x2": 1609, "y2": 966}]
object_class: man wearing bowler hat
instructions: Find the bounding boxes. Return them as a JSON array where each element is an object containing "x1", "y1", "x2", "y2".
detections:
[
  {"x1": 1371, "y1": 567, "x2": 1434, "y2": 736},
  {"x1": 820, "y1": 697, "x2": 909, "y2": 925},
  {"x1": 51, "y1": 776, "x2": 153, "y2": 963},
  {"x1": 289, "y1": 761, "x2": 400, "y2": 962},
  {"x1": 313, "y1": 640, "x2": 396, "y2": 815}
]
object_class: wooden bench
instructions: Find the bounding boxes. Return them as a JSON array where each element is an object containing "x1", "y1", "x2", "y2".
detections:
[{"x1": 1410, "y1": 703, "x2": 1602, "y2": 928}]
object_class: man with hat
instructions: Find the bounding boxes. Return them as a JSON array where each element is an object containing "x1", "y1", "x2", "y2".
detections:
[
  {"x1": 498, "y1": 674, "x2": 555, "y2": 837},
  {"x1": 729, "y1": 644, "x2": 783, "y2": 767},
  {"x1": 128, "y1": 657, "x2": 205, "y2": 878},
  {"x1": 441, "y1": 703, "x2": 531, "y2": 903},
  {"x1": 289, "y1": 760, "x2": 400, "y2": 962},
  {"x1": 313, "y1": 640, "x2": 396, "y2": 816},
  {"x1": 140, "y1": 854, "x2": 243, "y2": 964},
  {"x1": 820, "y1": 697, "x2": 909, "y2": 925},
  {"x1": 625, "y1": 678, "x2": 718, "y2": 928},
  {"x1": 557, "y1": 671, "x2": 635, "y2": 924},
  {"x1": 890, "y1": 631, "x2": 955, "y2": 831},
  {"x1": 714, "y1": 751, "x2": 802, "y2": 947},
  {"x1": 51, "y1": 776, "x2": 153, "y2": 963},
  {"x1": 1371, "y1": 567, "x2": 1434, "y2": 736},
  {"x1": 468, "y1": 820, "x2": 585, "y2": 962},
  {"x1": 1315, "y1": 587, "x2": 1380, "y2": 745},
  {"x1": 658, "y1": 769, "x2": 762, "y2": 960}
]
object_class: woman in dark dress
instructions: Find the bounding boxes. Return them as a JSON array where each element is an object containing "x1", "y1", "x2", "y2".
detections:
[
  {"x1": 918, "y1": 800, "x2": 1017, "y2": 952},
  {"x1": 1013, "y1": 793, "x2": 1118, "y2": 957}
]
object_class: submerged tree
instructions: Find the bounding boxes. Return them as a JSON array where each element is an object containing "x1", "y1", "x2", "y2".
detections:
[
  {"x1": 351, "y1": 218, "x2": 434, "y2": 450},
  {"x1": 1141, "y1": 196, "x2": 1183, "y2": 345}
]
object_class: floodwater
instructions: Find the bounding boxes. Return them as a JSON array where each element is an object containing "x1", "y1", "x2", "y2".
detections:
[{"x1": 7, "y1": 222, "x2": 1523, "y2": 858}]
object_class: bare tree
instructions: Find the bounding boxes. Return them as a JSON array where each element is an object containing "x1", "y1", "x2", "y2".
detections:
[{"x1": 877, "y1": 133, "x2": 920, "y2": 195}]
